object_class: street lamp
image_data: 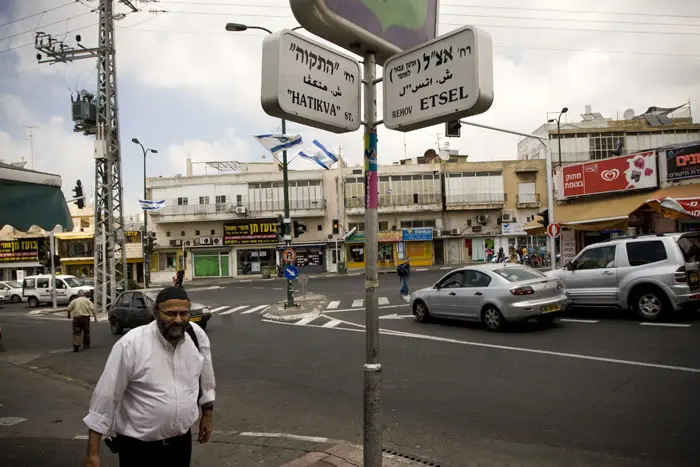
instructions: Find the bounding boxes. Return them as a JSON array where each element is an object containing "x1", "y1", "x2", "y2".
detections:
[
  {"x1": 225, "y1": 22, "x2": 302, "y2": 308},
  {"x1": 547, "y1": 106, "x2": 568, "y2": 167},
  {"x1": 132, "y1": 137, "x2": 158, "y2": 289}
]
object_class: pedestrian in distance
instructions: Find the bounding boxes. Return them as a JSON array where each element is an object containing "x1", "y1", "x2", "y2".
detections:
[
  {"x1": 67, "y1": 289, "x2": 97, "y2": 352},
  {"x1": 82, "y1": 286, "x2": 216, "y2": 467},
  {"x1": 397, "y1": 257, "x2": 411, "y2": 296}
]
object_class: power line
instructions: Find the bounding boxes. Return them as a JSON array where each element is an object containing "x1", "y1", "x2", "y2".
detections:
[
  {"x1": 0, "y1": 1, "x2": 78, "y2": 28},
  {"x1": 0, "y1": 23, "x2": 98, "y2": 56},
  {"x1": 0, "y1": 10, "x2": 95, "y2": 42},
  {"x1": 159, "y1": 10, "x2": 700, "y2": 37}
]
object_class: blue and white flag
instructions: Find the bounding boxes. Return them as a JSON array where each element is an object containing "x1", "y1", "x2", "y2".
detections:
[
  {"x1": 298, "y1": 139, "x2": 339, "y2": 170},
  {"x1": 253, "y1": 134, "x2": 304, "y2": 155},
  {"x1": 139, "y1": 199, "x2": 165, "y2": 211}
]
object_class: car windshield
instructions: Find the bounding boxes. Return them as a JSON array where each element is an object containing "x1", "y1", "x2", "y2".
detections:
[
  {"x1": 8, "y1": 281, "x2": 21, "y2": 288},
  {"x1": 494, "y1": 267, "x2": 545, "y2": 282},
  {"x1": 62, "y1": 277, "x2": 84, "y2": 287}
]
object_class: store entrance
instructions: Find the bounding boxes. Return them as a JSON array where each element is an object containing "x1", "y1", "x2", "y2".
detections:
[{"x1": 237, "y1": 248, "x2": 276, "y2": 275}]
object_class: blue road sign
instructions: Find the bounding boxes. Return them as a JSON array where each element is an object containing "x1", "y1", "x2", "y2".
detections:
[{"x1": 284, "y1": 265, "x2": 299, "y2": 281}]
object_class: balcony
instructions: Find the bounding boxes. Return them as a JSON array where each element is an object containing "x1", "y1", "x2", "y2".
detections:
[
  {"x1": 446, "y1": 193, "x2": 506, "y2": 210},
  {"x1": 516, "y1": 193, "x2": 541, "y2": 208},
  {"x1": 151, "y1": 200, "x2": 326, "y2": 223},
  {"x1": 345, "y1": 194, "x2": 442, "y2": 215}
]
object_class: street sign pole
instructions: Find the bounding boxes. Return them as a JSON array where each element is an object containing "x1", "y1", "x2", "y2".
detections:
[
  {"x1": 362, "y1": 51, "x2": 381, "y2": 467},
  {"x1": 545, "y1": 147, "x2": 557, "y2": 270},
  {"x1": 282, "y1": 118, "x2": 295, "y2": 308}
]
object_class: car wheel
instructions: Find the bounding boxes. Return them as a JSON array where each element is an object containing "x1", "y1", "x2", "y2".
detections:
[
  {"x1": 412, "y1": 300, "x2": 431, "y2": 323},
  {"x1": 482, "y1": 305, "x2": 506, "y2": 332},
  {"x1": 11, "y1": 294, "x2": 21, "y2": 303},
  {"x1": 110, "y1": 319, "x2": 123, "y2": 335},
  {"x1": 28, "y1": 296, "x2": 39, "y2": 308},
  {"x1": 631, "y1": 288, "x2": 669, "y2": 321}
]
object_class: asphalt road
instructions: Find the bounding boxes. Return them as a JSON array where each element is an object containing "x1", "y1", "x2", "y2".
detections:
[{"x1": 1, "y1": 272, "x2": 700, "y2": 467}]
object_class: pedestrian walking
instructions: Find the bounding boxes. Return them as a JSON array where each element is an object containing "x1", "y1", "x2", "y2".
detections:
[
  {"x1": 82, "y1": 286, "x2": 216, "y2": 467},
  {"x1": 67, "y1": 290, "x2": 97, "y2": 352},
  {"x1": 397, "y1": 257, "x2": 411, "y2": 296}
]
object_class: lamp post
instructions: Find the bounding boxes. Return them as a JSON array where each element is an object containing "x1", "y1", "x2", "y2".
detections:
[
  {"x1": 226, "y1": 22, "x2": 302, "y2": 308},
  {"x1": 547, "y1": 107, "x2": 568, "y2": 167},
  {"x1": 132, "y1": 138, "x2": 157, "y2": 289}
]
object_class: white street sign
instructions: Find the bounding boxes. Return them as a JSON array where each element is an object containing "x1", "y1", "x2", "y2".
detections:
[
  {"x1": 383, "y1": 26, "x2": 494, "y2": 132},
  {"x1": 261, "y1": 29, "x2": 362, "y2": 134}
]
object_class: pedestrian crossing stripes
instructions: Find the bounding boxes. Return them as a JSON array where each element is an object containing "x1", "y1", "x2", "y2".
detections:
[
  {"x1": 327, "y1": 301, "x2": 341, "y2": 310},
  {"x1": 219, "y1": 305, "x2": 248, "y2": 315},
  {"x1": 240, "y1": 304, "x2": 269, "y2": 315},
  {"x1": 351, "y1": 299, "x2": 364, "y2": 308}
]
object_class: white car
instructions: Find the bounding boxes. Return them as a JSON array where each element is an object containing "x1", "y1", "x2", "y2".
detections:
[{"x1": 0, "y1": 281, "x2": 25, "y2": 303}]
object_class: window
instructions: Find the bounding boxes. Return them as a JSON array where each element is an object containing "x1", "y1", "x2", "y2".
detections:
[
  {"x1": 199, "y1": 196, "x2": 210, "y2": 205},
  {"x1": 400, "y1": 221, "x2": 412, "y2": 228},
  {"x1": 626, "y1": 241, "x2": 667, "y2": 267},
  {"x1": 210, "y1": 229, "x2": 215, "y2": 235},
  {"x1": 56, "y1": 279, "x2": 66, "y2": 289},
  {"x1": 177, "y1": 197, "x2": 188, "y2": 206},
  {"x1": 132, "y1": 295, "x2": 148, "y2": 308},
  {"x1": 463, "y1": 270, "x2": 492, "y2": 287},
  {"x1": 80, "y1": 218, "x2": 90, "y2": 229},
  {"x1": 677, "y1": 234, "x2": 700, "y2": 262},
  {"x1": 349, "y1": 222, "x2": 365, "y2": 232},
  {"x1": 517, "y1": 182, "x2": 537, "y2": 204},
  {"x1": 37, "y1": 278, "x2": 49, "y2": 288},
  {"x1": 317, "y1": 224, "x2": 323, "y2": 231},
  {"x1": 235, "y1": 194, "x2": 241, "y2": 204},
  {"x1": 196, "y1": 230, "x2": 200, "y2": 236},
  {"x1": 379, "y1": 222, "x2": 389, "y2": 231},
  {"x1": 116, "y1": 293, "x2": 131, "y2": 307},
  {"x1": 165, "y1": 253, "x2": 178, "y2": 269},
  {"x1": 439, "y1": 272, "x2": 464, "y2": 289},
  {"x1": 495, "y1": 267, "x2": 545, "y2": 282},
  {"x1": 349, "y1": 245, "x2": 364, "y2": 262},
  {"x1": 216, "y1": 195, "x2": 227, "y2": 212},
  {"x1": 181, "y1": 231, "x2": 185, "y2": 237},
  {"x1": 574, "y1": 245, "x2": 617, "y2": 270},
  {"x1": 445, "y1": 172, "x2": 504, "y2": 204},
  {"x1": 166, "y1": 231, "x2": 171, "y2": 237},
  {"x1": 400, "y1": 220, "x2": 436, "y2": 228},
  {"x1": 63, "y1": 277, "x2": 83, "y2": 287}
]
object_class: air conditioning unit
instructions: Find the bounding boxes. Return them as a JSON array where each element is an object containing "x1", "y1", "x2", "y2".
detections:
[
  {"x1": 476, "y1": 215, "x2": 489, "y2": 224},
  {"x1": 183, "y1": 240, "x2": 193, "y2": 247},
  {"x1": 198, "y1": 237, "x2": 212, "y2": 245},
  {"x1": 472, "y1": 225, "x2": 482, "y2": 233},
  {"x1": 502, "y1": 212, "x2": 512, "y2": 222},
  {"x1": 212, "y1": 237, "x2": 223, "y2": 246},
  {"x1": 433, "y1": 229, "x2": 442, "y2": 237},
  {"x1": 235, "y1": 206, "x2": 247, "y2": 214},
  {"x1": 451, "y1": 228, "x2": 459, "y2": 235}
]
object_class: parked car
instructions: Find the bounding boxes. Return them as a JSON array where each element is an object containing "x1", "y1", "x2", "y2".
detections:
[
  {"x1": 0, "y1": 281, "x2": 25, "y2": 303},
  {"x1": 546, "y1": 232, "x2": 700, "y2": 321},
  {"x1": 108, "y1": 290, "x2": 212, "y2": 335},
  {"x1": 22, "y1": 274, "x2": 94, "y2": 308},
  {"x1": 410, "y1": 264, "x2": 570, "y2": 331}
]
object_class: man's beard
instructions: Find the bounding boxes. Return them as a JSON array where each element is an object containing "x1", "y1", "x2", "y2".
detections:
[{"x1": 156, "y1": 316, "x2": 187, "y2": 341}]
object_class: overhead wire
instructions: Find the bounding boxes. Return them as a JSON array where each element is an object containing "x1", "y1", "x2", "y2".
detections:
[
  {"x1": 0, "y1": 23, "x2": 98, "y2": 56},
  {"x1": 0, "y1": 1, "x2": 78, "y2": 28},
  {"x1": 0, "y1": 10, "x2": 95, "y2": 42}
]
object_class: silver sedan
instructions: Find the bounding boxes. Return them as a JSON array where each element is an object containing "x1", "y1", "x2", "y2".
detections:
[{"x1": 409, "y1": 264, "x2": 570, "y2": 331}]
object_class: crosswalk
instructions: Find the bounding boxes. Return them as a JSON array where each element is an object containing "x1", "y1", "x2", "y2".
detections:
[{"x1": 324, "y1": 296, "x2": 411, "y2": 312}]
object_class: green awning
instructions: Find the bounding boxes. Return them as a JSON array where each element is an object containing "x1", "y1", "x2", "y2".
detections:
[{"x1": 0, "y1": 163, "x2": 74, "y2": 232}]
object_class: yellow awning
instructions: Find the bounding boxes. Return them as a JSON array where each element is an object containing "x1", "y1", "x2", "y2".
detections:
[
  {"x1": 522, "y1": 215, "x2": 546, "y2": 235},
  {"x1": 55, "y1": 234, "x2": 94, "y2": 240},
  {"x1": 556, "y1": 184, "x2": 700, "y2": 231}
]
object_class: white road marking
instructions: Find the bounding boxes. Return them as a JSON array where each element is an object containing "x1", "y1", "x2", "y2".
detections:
[
  {"x1": 440, "y1": 266, "x2": 452, "y2": 270},
  {"x1": 238, "y1": 432, "x2": 331, "y2": 443},
  {"x1": 640, "y1": 322, "x2": 692, "y2": 328},
  {"x1": 296, "y1": 315, "x2": 321, "y2": 326},
  {"x1": 262, "y1": 318, "x2": 700, "y2": 374},
  {"x1": 73, "y1": 435, "x2": 89, "y2": 440},
  {"x1": 352, "y1": 299, "x2": 364, "y2": 308},
  {"x1": 378, "y1": 297, "x2": 390, "y2": 306},
  {"x1": 27, "y1": 310, "x2": 43, "y2": 316},
  {"x1": 327, "y1": 301, "x2": 341, "y2": 310},
  {"x1": 0, "y1": 417, "x2": 27, "y2": 427},
  {"x1": 219, "y1": 305, "x2": 248, "y2": 315},
  {"x1": 325, "y1": 304, "x2": 409, "y2": 314},
  {"x1": 379, "y1": 313, "x2": 414, "y2": 320},
  {"x1": 210, "y1": 306, "x2": 230, "y2": 314},
  {"x1": 560, "y1": 318, "x2": 599, "y2": 324},
  {"x1": 241, "y1": 304, "x2": 269, "y2": 314},
  {"x1": 415, "y1": 268, "x2": 429, "y2": 272},
  {"x1": 322, "y1": 319, "x2": 342, "y2": 328}
]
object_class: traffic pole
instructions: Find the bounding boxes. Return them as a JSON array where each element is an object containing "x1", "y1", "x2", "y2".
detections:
[
  {"x1": 281, "y1": 118, "x2": 294, "y2": 308},
  {"x1": 362, "y1": 51, "x2": 382, "y2": 467},
  {"x1": 545, "y1": 147, "x2": 557, "y2": 270},
  {"x1": 49, "y1": 231, "x2": 57, "y2": 309}
]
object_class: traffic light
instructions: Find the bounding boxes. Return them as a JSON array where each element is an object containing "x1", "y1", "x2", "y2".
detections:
[
  {"x1": 293, "y1": 220, "x2": 307, "y2": 238},
  {"x1": 445, "y1": 120, "x2": 461, "y2": 138},
  {"x1": 537, "y1": 209, "x2": 549, "y2": 227},
  {"x1": 332, "y1": 218, "x2": 339, "y2": 235},
  {"x1": 275, "y1": 215, "x2": 284, "y2": 241},
  {"x1": 144, "y1": 232, "x2": 157, "y2": 255},
  {"x1": 73, "y1": 180, "x2": 85, "y2": 209}
]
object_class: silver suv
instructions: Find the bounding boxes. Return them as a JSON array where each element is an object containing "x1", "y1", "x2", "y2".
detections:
[{"x1": 546, "y1": 232, "x2": 700, "y2": 321}]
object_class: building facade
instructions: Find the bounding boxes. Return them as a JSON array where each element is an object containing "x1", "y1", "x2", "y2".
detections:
[{"x1": 147, "y1": 157, "x2": 548, "y2": 280}]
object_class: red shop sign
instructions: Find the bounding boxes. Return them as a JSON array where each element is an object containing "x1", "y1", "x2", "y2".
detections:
[
  {"x1": 561, "y1": 151, "x2": 658, "y2": 198},
  {"x1": 679, "y1": 198, "x2": 700, "y2": 218}
]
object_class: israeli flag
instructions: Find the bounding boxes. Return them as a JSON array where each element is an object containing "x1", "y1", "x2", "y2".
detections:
[
  {"x1": 254, "y1": 134, "x2": 304, "y2": 155},
  {"x1": 139, "y1": 199, "x2": 165, "y2": 211},
  {"x1": 298, "y1": 140, "x2": 339, "y2": 170}
]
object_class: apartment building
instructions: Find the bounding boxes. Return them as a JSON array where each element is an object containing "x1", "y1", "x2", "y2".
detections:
[{"x1": 147, "y1": 157, "x2": 547, "y2": 280}]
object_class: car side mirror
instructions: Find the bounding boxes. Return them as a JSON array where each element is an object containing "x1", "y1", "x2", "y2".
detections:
[
  {"x1": 566, "y1": 261, "x2": 575, "y2": 271},
  {"x1": 434, "y1": 283, "x2": 441, "y2": 290}
]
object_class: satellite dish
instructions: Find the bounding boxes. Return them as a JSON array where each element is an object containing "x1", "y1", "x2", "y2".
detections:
[
  {"x1": 623, "y1": 109, "x2": 635, "y2": 120},
  {"x1": 438, "y1": 150, "x2": 450, "y2": 161}
]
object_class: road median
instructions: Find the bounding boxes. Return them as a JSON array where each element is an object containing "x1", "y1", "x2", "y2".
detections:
[{"x1": 260, "y1": 294, "x2": 326, "y2": 322}]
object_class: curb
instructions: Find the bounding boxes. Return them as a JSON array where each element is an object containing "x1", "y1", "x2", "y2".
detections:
[{"x1": 260, "y1": 307, "x2": 322, "y2": 322}]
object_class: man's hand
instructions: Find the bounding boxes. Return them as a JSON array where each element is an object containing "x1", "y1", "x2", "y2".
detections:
[
  {"x1": 198, "y1": 411, "x2": 213, "y2": 443},
  {"x1": 84, "y1": 453, "x2": 100, "y2": 467}
]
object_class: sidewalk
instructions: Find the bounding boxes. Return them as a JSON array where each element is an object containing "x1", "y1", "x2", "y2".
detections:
[{"x1": 0, "y1": 361, "x2": 443, "y2": 467}]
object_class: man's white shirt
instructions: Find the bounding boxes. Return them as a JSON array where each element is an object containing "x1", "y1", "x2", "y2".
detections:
[{"x1": 84, "y1": 321, "x2": 216, "y2": 441}]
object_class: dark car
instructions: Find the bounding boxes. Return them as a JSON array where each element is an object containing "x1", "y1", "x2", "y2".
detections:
[{"x1": 108, "y1": 290, "x2": 212, "y2": 335}]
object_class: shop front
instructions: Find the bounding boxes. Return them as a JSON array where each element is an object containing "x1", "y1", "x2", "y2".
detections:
[
  {"x1": 277, "y1": 244, "x2": 326, "y2": 274},
  {"x1": 401, "y1": 228, "x2": 434, "y2": 267},
  {"x1": 224, "y1": 220, "x2": 279, "y2": 276},
  {"x1": 0, "y1": 238, "x2": 45, "y2": 281},
  {"x1": 193, "y1": 250, "x2": 231, "y2": 278},
  {"x1": 345, "y1": 230, "x2": 404, "y2": 269}
]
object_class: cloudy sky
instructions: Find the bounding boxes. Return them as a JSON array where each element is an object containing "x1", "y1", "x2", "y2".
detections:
[{"x1": 1, "y1": 0, "x2": 699, "y2": 217}]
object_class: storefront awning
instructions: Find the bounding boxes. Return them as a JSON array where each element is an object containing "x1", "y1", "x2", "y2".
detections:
[
  {"x1": 55, "y1": 234, "x2": 94, "y2": 241},
  {"x1": 556, "y1": 184, "x2": 700, "y2": 231},
  {"x1": 522, "y1": 215, "x2": 546, "y2": 235},
  {"x1": 0, "y1": 163, "x2": 73, "y2": 232}
]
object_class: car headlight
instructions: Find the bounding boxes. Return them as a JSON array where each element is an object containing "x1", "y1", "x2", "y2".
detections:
[{"x1": 203, "y1": 306, "x2": 212, "y2": 314}]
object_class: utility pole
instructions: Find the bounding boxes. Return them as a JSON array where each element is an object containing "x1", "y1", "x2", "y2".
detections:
[
  {"x1": 281, "y1": 118, "x2": 294, "y2": 308},
  {"x1": 35, "y1": 0, "x2": 135, "y2": 312}
]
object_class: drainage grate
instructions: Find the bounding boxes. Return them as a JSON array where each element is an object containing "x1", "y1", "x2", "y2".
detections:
[{"x1": 382, "y1": 448, "x2": 441, "y2": 466}]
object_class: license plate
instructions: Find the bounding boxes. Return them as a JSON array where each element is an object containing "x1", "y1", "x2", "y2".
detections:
[
  {"x1": 543, "y1": 304, "x2": 560, "y2": 313},
  {"x1": 190, "y1": 316, "x2": 201, "y2": 322}
]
